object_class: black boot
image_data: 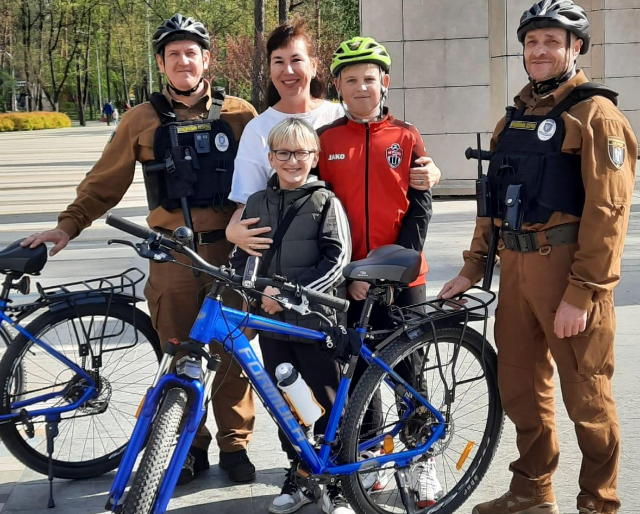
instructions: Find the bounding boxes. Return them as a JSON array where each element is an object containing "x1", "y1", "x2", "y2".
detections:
[
  {"x1": 219, "y1": 449, "x2": 256, "y2": 482},
  {"x1": 177, "y1": 446, "x2": 210, "y2": 485}
]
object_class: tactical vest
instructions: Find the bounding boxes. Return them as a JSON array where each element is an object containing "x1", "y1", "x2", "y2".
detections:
[
  {"x1": 142, "y1": 88, "x2": 237, "y2": 211},
  {"x1": 486, "y1": 82, "x2": 619, "y2": 225}
]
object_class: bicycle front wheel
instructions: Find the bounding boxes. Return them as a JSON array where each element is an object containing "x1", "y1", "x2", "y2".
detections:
[
  {"x1": 122, "y1": 387, "x2": 188, "y2": 514},
  {"x1": 0, "y1": 302, "x2": 161, "y2": 479},
  {"x1": 340, "y1": 325, "x2": 503, "y2": 514}
]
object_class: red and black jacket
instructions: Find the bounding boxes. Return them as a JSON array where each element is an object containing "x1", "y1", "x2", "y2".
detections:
[{"x1": 317, "y1": 110, "x2": 431, "y2": 286}]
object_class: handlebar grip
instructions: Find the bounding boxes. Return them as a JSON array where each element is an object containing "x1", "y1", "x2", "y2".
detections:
[
  {"x1": 306, "y1": 288, "x2": 350, "y2": 313},
  {"x1": 106, "y1": 214, "x2": 156, "y2": 240},
  {"x1": 143, "y1": 163, "x2": 166, "y2": 173},
  {"x1": 465, "y1": 147, "x2": 492, "y2": 161}
]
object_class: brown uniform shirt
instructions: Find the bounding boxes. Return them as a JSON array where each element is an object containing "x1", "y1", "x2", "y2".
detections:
[
  {"x1": 460, "y1": 70, "x2": 637, "y2": 310},
  {"x1": 57, "y1": 81, "x2": 257, "y2": 237}
]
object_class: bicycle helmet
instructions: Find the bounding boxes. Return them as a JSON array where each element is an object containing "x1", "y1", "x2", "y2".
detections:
[
  {"x1": 517, "y1": 0, "x2": 590, "y2": 54},
  {"x1": 152, "y1": 13, "x2": 210, "y2": 55},
  {"x1": 330, "y1": 37, "x2": 391, "y2": 77}
]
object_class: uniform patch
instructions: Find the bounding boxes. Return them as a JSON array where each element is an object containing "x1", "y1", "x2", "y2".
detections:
[
  {"x1": 386, "y1": 143, "x2": 403, "y2": 169},
  {"x1": 608, "y1": 137, "x2": 626, "y2": 169},
  {"x1": 509, "y1": 121, "x2": 537, "y2": 131},
  {"x1": 177, "y1": 123, "x2": 211, "y2": 134},
  {"x1": 537, "y1": 119, "x2": 556, "y2": 141},
  {"x1": 215, "y1": 132, "x2": 230, "y2": 152}
]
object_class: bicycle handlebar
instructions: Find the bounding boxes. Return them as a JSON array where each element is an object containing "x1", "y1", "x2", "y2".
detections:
[
  {"x1": 105, "y1": 214, "x2": 350, "y2": 313},
  {"x1": 464, "y1": 147, "x2": 492, "y2": 161}
]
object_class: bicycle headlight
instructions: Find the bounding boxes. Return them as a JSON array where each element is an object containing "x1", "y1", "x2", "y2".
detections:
[{"x1": 175, "y1": 355, "x2": 202, "y2": 380}]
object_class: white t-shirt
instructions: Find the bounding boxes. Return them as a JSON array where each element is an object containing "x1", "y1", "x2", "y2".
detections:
[{"x1": 229, "y1": 100, "x2": 344, "y2": 204}]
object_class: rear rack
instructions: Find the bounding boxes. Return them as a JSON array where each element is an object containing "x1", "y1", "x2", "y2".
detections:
[
  {"x1": 36, "y1": 268, "x2": 145, "y2": 302},
  {"x1": 389, "y1": 288, "x2": 496, "y2": 328}
]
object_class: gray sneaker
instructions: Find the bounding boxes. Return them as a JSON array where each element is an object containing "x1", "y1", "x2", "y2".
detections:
[
  {"x1": 269, "y1": 473, "x2": 312, "y2": 514},
  {"x1": 321, "y1": 486, "x2": 355, "y2": 514}
]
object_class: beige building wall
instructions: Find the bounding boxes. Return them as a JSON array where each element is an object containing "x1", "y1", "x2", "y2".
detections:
[{"x1": 360, "y1": 0, "x2": 640, "y2": 194}]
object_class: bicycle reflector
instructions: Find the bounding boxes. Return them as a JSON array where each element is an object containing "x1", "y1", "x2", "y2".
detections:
[
  {"x1": 17, "y1": 276, "x2": 30, "y2": 295},
  {"x1": 383, "y1": 434, "x2": 394, "y2": 454},
  {"x1": 135, "y1": 395, "x2": 146, "y2": 419},
  {"x1": 456, "y1": 441, "x2": 475, "y2": 470}
]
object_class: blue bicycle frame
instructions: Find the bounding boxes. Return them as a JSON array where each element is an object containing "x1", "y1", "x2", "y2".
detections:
[
  {"x1": 0, "y1": 300, "x2": 97, "y2": 423},
  {"x1": 107, "y1": 294, "x2": 446, "y2": 514}
]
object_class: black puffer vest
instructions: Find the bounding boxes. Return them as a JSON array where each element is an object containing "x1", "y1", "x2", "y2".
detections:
[{"x1": 242, "y1": 176, "x2": 347, "y2": 342}]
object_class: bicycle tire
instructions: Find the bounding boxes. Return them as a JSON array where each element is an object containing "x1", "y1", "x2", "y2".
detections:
[
  {"x1": 122, "y1": 387, "x2": 188, "y2": 514},
  {"x1": 0, "y1": 302, "x2": 161, "y2": 479},
  {"x1": 339, "y1": 326, "x2": 503, "y2": 514}
]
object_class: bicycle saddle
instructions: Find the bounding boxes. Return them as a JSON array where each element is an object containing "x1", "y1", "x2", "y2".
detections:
[
  {"x1": 0, "y1": 239, "x2": 47, "y2": 275},
  {"x1": 343, "y1": 245, "x2": 421, "y2": 285}
]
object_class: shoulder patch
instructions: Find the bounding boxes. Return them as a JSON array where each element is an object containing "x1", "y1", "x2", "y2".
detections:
[{"x1": 608, "y1": 136, "x2": 625, "y2": 169}]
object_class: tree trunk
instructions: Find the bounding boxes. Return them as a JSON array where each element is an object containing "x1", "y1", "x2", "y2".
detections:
[
  {"x1": 315, "y1": 0, "x2": 321, "y2": 40},
  {"x1": 76, "y1": 58, "x2": 86, "y2": 126},
  {"x1": 119, "y1": 40, "x2": 128, "y2": 105},
  {"x1": 279, "y1": 0, "x2": 288, "y2": 25},
  {"x1": 105, "y1": 23, "x2": 111, "y2": 102},
  {"x1": 251, "y1": 0, "x2": 265, "y2": 111}
]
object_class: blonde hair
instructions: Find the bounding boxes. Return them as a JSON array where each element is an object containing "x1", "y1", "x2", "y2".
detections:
[{"x1": 267, "y1": 117, "x2": 320, "y2": 153}]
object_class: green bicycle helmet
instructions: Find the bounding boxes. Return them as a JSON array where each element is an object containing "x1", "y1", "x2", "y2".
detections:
[{"x1": 330, "y1": 37, "x2": 391, "y2": 77}]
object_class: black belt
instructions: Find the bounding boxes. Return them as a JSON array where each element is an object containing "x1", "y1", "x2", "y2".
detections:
[
  {"x1": 501, "y1": 223, "x2": 579, "y2": 253},
  {"x1": 197, "y1": 229, "x2": 227, "y2": 246},
  {"x1": 159, "y1": 228, "x2": 227, "y2": 246}
]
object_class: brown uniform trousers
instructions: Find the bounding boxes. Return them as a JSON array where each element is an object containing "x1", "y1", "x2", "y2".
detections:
[
  {"x1": 460, "y1": 71, "x2": 637, "y2": 513},
  {"x1": 145, "y1": 241, "x2": 254, "y2": 452},
  {"x1": 56, "y1": 82, "x2": 258, "y2": 453}
]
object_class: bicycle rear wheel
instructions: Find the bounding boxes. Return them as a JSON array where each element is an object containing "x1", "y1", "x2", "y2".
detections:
[
  {"x1": 0, "y1": 302, "x2": 161, "y2": 478},
  {"x1": 339, "y1": 325, "x2": 503, "y2": 514},
  {"x1": 122, "y1": 387, "x2": 188, "y2": 514}
]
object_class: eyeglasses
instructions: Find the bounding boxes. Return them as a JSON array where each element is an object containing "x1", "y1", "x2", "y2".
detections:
[{"x1": 272, "y1": 149, "x2": 317, "y2": 162}]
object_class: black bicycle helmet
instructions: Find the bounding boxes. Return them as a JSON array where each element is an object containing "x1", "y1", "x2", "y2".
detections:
[
  {"x1": 152, "y1": 13, "x2": 210, "y2": 55},
  {"x1": 517, "y1": 0, "x2": 590, "y2": 54}
]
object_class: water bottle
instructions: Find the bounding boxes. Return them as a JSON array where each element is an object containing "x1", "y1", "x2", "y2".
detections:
[{"x1": 275, "y1": 363, "x2": 324, "y2": 427}]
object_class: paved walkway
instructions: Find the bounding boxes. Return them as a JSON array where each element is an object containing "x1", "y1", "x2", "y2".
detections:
[{"x1": 0, "y1": 125, "x2": 638, "y2": 513}]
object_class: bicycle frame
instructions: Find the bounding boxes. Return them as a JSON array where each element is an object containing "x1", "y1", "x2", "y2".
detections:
[
  {"x1": 0, "y1": 300, "x2": 98, "y2": 422},
  {"x1": 107, "y1": 293, "x2": 446, "y2": 514}
]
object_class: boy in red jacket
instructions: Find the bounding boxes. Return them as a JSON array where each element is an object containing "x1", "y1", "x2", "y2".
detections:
[{"x1": 317, "y1": 36, "x2": 441, "y2": 507}]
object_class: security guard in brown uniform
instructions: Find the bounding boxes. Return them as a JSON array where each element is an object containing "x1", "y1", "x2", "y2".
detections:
[
  {"x1": 439, "y1": 2, "x2": 637, "y2": 513},
  {"x1": 22, "y1": 14, "x2": 258, "y2": 485}
]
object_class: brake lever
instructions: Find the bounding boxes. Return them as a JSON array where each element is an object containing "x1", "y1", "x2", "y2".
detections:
[
  {"x1": 275, "y1": 291, "x2": 333, "y2": 325},
  {"x1": 108, "y1": 239, "x2": 174, "y2": 263}
]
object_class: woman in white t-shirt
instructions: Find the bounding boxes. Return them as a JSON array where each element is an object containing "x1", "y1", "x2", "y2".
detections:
[{"x1": 226, "y1": 17, "x2": 343, "y2": 253}]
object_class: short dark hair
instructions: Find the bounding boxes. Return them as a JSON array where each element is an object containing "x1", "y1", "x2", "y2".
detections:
[{"x1": 266, "y1": 16, "x2": 325, "y2": 107}]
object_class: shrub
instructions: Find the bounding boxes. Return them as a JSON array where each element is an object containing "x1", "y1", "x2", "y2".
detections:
[
  {"x1": 0, "y1": 117, "x2": 15, "y2": 131},
  {"x1": 0, "y1": 111, "x2": 72, "y2": 131}
]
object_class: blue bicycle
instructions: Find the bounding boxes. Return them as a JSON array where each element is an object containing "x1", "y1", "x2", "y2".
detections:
[
  {"x1": 0, "y1": 240, "x2": 162, "y2": 505},
  {"x1": 104, "y1": 214, "x2": 503, "y2": 514}
]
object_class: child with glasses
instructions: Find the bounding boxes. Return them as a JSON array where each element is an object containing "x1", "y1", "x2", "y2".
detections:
[{"x1": 230, "y1": 117, "x2": 352, "y2": 514}]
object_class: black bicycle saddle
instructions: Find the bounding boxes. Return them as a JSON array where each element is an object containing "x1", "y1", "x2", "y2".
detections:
[
  {"x1": 0, "y1": 239, "x2": 48, "y2": 275},
  {"x1": 343, "y1": 245, "x2": 421, "y2": 285}
]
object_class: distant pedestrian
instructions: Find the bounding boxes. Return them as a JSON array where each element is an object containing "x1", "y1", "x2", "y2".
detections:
[
  {"x1": 103, "y1": 101, "x2": 114, "y2": 126},
  {"x1": 113, "y1": 107, "x2": 119, "y2": 126}
]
